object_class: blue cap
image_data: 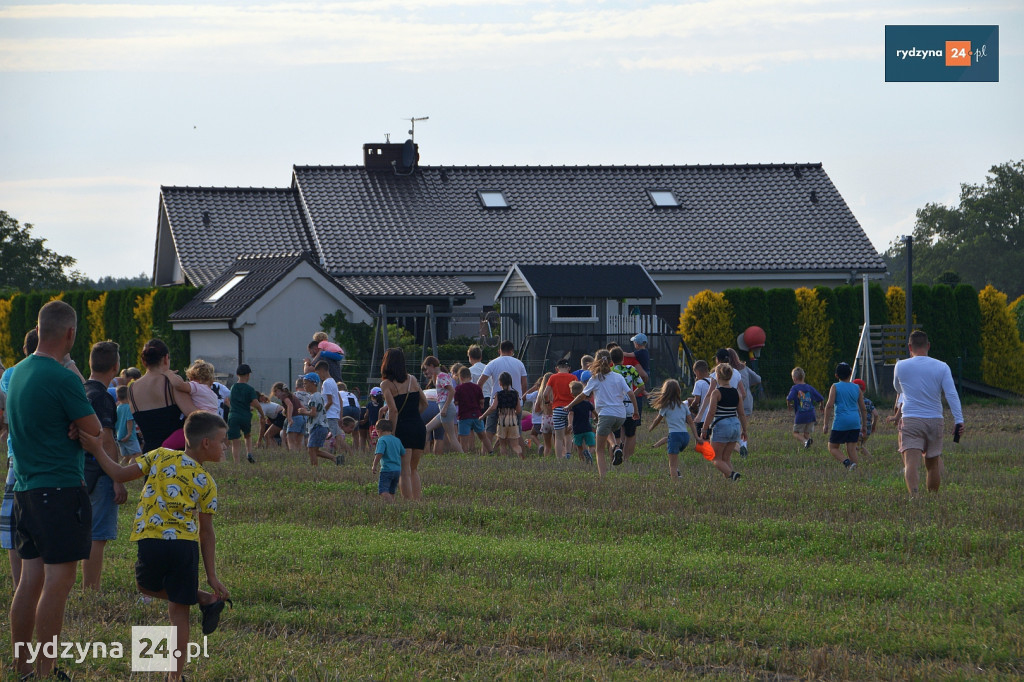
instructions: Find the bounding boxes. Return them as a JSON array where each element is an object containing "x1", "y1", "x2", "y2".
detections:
[
  {"x1": 302, "y1": 372, "x2": 320, "y2": 385},
  {"x1": 630, "y1": 333, "x2": 648, "y2": 344}
]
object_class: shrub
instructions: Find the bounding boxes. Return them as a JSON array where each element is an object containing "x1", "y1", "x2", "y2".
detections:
[
  {"x1": 722, "y1": 287, "x2": 769, "y2": 344},
  {"x1": 954, "y1": 284, "x2": 983, "y2": 381},
  {"x1": 0, "y1": 297, "x2": 13, "y2": 368},
  {"x1": 88, "y1": 292, "x2": 108, "y2": 346},
  {"x1": 978, "y1": 285, "x2": 1024, "y2": 394},
  {"x1": 886, "y1": 286, "x2": 905, "y2": 326},
  {"x1": 763, "y1": 288, "x2": 800, "y2": 396},
  {"x1": 794, "y1": 288, "x2": 833, "y2": 390},
  {"x1": 814, "y1": 286, "x2": 841, "y2": 368},
  {"x1": 927, "y1": 285, "x2": 960, "y2": 367},
  {"x1": 1011, "y1": 295, "x2": 1024, "y2": 342},
  {"x1": 133, "y1": 290, "x2": 157, "y2": 362},
  {"x1": 679, "y1": 290, "x2": 734, "y2": 367}
]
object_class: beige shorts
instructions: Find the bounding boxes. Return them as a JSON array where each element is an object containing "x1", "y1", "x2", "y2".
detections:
[
  {"x1": 496, "y1": 424, "x2": 520, "y2": 440},
  {"x1": 899, "y1": 417, "x2": 944, "y2": 458},
  {"x1": 793, "y1": 422, "x2": 814, "y2": 436}
]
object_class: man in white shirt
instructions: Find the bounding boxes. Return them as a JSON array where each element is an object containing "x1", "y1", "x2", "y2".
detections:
[
  {"x1": 478, "y1": 340, "x2": 528, "y2": 435},
  {"x1": 893, "y1": 330, "x2": 964, "y2": 497},
  {"x1": 315, "y1": 361, "x2": 342, "y2": 453}
]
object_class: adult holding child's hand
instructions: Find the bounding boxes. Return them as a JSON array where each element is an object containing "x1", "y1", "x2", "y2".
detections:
[
  {"x1": 379, "y1": 348, "x2": 428, "y2": 501},
  {"x1": 128, "y1": 339, "x2": 197, "y2": 451}
]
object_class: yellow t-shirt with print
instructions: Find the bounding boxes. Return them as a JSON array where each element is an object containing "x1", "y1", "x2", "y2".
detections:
[{"x1": 129, "y1": 447, "x2": 218, "y2": 542}]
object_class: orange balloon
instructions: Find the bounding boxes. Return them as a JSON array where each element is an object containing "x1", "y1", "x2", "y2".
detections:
[{"x1": 695, "y1": 440, "x2": 715, "y2": 461}]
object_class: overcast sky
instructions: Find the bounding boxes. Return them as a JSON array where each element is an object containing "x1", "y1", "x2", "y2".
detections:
[{"x1": 1, "y1": 0, "x2": 1021, "y2": 280}]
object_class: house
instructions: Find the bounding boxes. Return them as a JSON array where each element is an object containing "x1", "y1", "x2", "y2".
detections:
[
  {"x1": 154, "y1": 141, "x2": 886, "y2": 368},
  {"x1": 168, "y1": 252, "x2": 373, "y2": 393}
]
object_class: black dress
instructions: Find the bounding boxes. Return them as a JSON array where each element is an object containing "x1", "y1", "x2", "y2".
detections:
[
  {"x1": 129, "y1": 377, "x2": 184, "y2": 449},
  {"x1": 393, "y1": 385, "x2": 427, "y2": 450}
]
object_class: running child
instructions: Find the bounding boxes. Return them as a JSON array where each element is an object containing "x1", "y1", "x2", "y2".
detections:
[
  {"x1": 371, "y1": 419, "x2": 403, "y2": 503},
  {"x1": 565, "y1": 353, "x2": 638, "y2": 477},
  {"x1": 699, "y1": 364, "x2": 745, "y2": 482},
  {"x1": 822, "y1": 362, "x2": 866, "y2": 471},
  {"x1": 479, "y1": 372, "x2": 523, "y2": 458},
  {"x1": 81, "y1": 411, "x2": 231, "y2": 682},
  {"x1": 787, "y1": 367, "x2": 824, "y2": 449},
  {"x1": 227, "y1": 364, "x2": 264, "y2": 464},
  {"x1": 568, "y1": 381, "x2": 595, "y2": 464},
  {"x1": 648, "y1": 378, "x2": 701, "y2": 478},
  {"x1": 454, "y1": 366, "x2": 489, "y2": 453},
  {"x1": 852, "y1": 379, "x2": 876, "y2": 457},
  {"x1": 296, "y1": 373, "x2": 341, "y2": 466},
  {"x1": 545, "y1": 358, "x2": 577, "y2": 459}
]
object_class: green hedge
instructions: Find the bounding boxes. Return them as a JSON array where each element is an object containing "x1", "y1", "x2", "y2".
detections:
[
  {"x1": 953, "y1": 284, "x2": 983, "y2": 381},
  {"x1": 763, "y1": 288, "x2": 799, "y2": 394}
]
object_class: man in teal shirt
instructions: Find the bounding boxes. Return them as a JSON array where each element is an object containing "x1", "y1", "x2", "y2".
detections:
[{"x1": 8, "y1": 301, "x2": 101, "y2": 679}]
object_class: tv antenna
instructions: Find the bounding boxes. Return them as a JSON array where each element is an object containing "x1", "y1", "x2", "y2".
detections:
[
  {"x1": 407, "y1": 116, "x2": 429, "y2": 142},
  {"x1": 384, "y1": 133, "x2": 391, "y2": 143}
]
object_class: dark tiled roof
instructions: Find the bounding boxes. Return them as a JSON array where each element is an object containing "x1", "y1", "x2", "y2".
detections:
[
  {"x1": 337, "y1": 275, "x2": 474, "y2": 298},
  {"x1": 161, "y1": 186, "x2": 314, "y2": 287},
  {"x1": 511, "y1": 264, "x2": 661, "y2": 299},
  {"x1": 170, "y1": 253, "x2": 364, "y2": 321},
  {"x1": 291, "y1": 163, "x2": 885, "y2": 276}
]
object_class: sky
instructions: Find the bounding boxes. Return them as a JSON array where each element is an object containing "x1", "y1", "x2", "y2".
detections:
[{"x1": 1, "y1": 0, "x2": 1021, "y2": 280}]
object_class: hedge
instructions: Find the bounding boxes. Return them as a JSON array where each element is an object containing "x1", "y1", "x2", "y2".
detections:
[
  {"x1": 795, "y1": 287, "x2": 833, "y2": 390},
  {"x1": 978, "y1": 285, "x2": 1024, "y2": 394},
  {"x1": 953, "y1": 284, "x2": 983, "y2": 382},
  {"x1": 0, "y1": 286, "x2": 197, "y2": 372},
  {"x1": 763, "y1": 288, "x2": 800, "y2": 393},
  {"x1": 679, "y1": 290, "x2": 734, "y2": 366}
]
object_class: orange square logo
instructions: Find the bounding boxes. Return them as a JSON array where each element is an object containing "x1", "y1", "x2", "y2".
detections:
[{"x1": 946, "y1": 41, "x2": 971, "y2": 66}]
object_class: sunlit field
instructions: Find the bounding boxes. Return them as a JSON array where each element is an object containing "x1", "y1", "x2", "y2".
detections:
[{"x1": 2, "y1": 405, "x2": 1022, "y2": 680}]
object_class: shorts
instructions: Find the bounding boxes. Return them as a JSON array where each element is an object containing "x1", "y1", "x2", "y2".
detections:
[
  {"x1": 596, "y1": 415, "x2": 626, "y2": 437},
  {"x1": 899, "y1": 417, "x2": 944, "y2": 458},
  {"x1": 287, "y1": 415, "x2": 306, "y2": 433},
  {"x1": 439, "y1": 404, "x2": 458, "y2": 425},
  {"x1": 307, "y1": 424, "x2": 329, "y2": 448},
  {"x1": 458, "y1": 418, "x2": 485, "y2": 436},
  {"x1": 487, "y1": 410, "x2": 521, "y2": 434},
  {"x1": 378, "y1": 470, "x2": 400, "y2": 495},
  {"x1": 616, "y1": 415, "x2": 639, "y2": 439},
  {"x1": 227, "y1": 415, "x2": 252, "y2": 440},
  {"x1": 793, "y1": 422, "x2": 815, "y2": 436},
  {"x1": 89, "y1": 474, "x2": 118, "y2": 541},
  {"x1": 269, "y1": 413, "x2": 286, "y2": 430},
  {"x1": 496, "y1": 424, "x2": 520, "y2": 440},
  {"x1": 117, "y1": 439, "x2": 142, "y2": 458},
  {"x1": 1, "y1": 465, "x2": 15, "y2": 550},
  {"x1": 667, "y1": 431, "x2": 690, "y2": 455},
  {"x1": 828, "y1": 428, "x2": 860, "y2": 445},
  {"x1": 710, "y1": 417, "x2": 741, "y2": 443},
  {"x1": 13, "y1": 487, "x2": 92, "y2": 564},
  {"x1": 552, "y1": 407, "x2": 569, "y2": 431},
  {"x1": 135, "y1": 538, "x2": 199, "y2": 605},
  {"x1": 572, "y1": 431, "x2": 596, "y2": 447},
  {"x1": 343, "y1": 405, "x2": 361, "y2": 422},
  {"x1": 327, "y1": 417, "x2": 341, "y2": 438},
  {"x1": 319, "y1": 350, "x2": 343, "y2": 361},
  {"x1": 421, "y1": 402, "x2": 444, "y2": 441}
]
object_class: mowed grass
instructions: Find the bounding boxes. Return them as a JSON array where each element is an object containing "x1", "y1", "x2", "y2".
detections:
[{"x1": 1, "y1": 404, "x2": 1022, "y2": 680}]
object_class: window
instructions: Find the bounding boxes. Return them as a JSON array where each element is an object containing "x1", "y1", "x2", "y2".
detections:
[
  {"x1": 478, "y1": 190, "x2": 509, "y2": 208},
  {"x1": 647, "y1": 189, "x2": 679, "y2": 207},
  {"x1": 550, "y1": 304, "x2": 598, "y2": 323},
  {"x1": 204, "y1": 273, "x2": 247, "y2": 302}
]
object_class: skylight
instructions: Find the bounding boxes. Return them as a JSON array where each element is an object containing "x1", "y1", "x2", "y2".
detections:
[
  {"x1": 478, "y1": 190, "x2": 509, "y2": 208},
  {"x1": 204, "y1": 273, "x2": 248, "y2": 302},
  {"x1": 647, "y1": 190, "x2": 680, "y2": 207}
]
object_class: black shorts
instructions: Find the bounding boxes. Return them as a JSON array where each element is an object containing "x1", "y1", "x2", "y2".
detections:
[
  {"x1": 14, "y1": 487, "x2": 92, "y2": 564},
  {"x1": 136, "y1": 538, "x2": 200, "y2": 605},
  {"x1": 829, "y1": 428, "x2": 861, "y2": 444},
  {"x1": 270, "y1": 414, "x2": 286, "y2": 430},
  {"x1": 614, "y1": 415, "x2": 640, "y2": 440}
]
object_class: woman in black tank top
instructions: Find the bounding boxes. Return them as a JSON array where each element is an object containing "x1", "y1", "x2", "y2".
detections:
[
  {"x1": 379, "y1": 348, "x2": 428, "y2": 501},
  {"x1": 699, "y1": 364, "x2": 747, "y2": 482},
  {"x1": 129, "y1": 339, "x2": 196, "y2": 451}
]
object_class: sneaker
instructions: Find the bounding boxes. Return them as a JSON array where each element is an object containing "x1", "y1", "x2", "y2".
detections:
[
  {"x1": 739, "y1": 444, "x2": 748, "y2": 458},
  {"x1": 847, "y1": 462, "x2": 857, "y2": 471},
  {"x1": 199, "y1": 598, "x2": 232, "y2": 635},
  {"x1": 335, "y1": 454, "x2": 344, "y2": 466},
  {"x1": 730, "y1": 471, "x2": 742, "y2": 481},
  {"x1": 246, "y1": 452, "x2": 256, "y2": 464},
  {"x1": 612, "y1": 446, "x2": 624, "y2": 466},
  {"x1": 564, "y1": 452, "x2": 572, "y2": 460},
  {"x1": 538, "y1": 445, "x2": 544, "y2": 456},
  {"x1": 584, "y1": 449, "x2": 593, "y2": 464},
  {"x1": 804, "y1": 438, "x2": 813, "y2": 449}
]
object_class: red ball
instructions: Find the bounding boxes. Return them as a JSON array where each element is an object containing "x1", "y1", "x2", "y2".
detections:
[{"x1": 743, "y1": 326, "x2": 766, "y2": 350}]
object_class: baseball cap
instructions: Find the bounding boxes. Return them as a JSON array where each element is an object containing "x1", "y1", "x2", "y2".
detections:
[
  {"x1": 302, "y1": 372, "x2": 320, "y2": 385},
  {"x1": 555, "y1": 358, "x2": 571, "y2": 367},
  {"x1": 236, "y1": 363, "x2": 252, "y2": 376},
  {"x1": 630, "y1": 333, "x2": 648, "y2": 344},
  {"x1": 369, "y1": 387, "x2": 382, "y2": 396},
  {"x1": 852, "y1": 378, "x2": 867, "y2": 392}
]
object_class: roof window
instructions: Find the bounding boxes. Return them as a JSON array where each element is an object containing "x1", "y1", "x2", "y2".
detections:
[
  {"x1": 478, "y1": 190, "x2": 509, "y2": 208},
  {"x1": 647, "y1": 189, "x2": 679, "y2": 207},
  {"x1": 204, "y1": 273, "x2": 248, "y2": 303}
]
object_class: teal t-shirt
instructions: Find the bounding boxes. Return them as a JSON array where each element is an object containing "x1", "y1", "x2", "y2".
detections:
[
  {"x1": 831, "y1": 381, "x2": 862, "y2": 431},
  {"x1": 9, "y1": 354, "x2": 95, "y2": 491},
  {"x1": 375, "y1": 434, "x2": 405, "y2": 473},
  {"x1": 229, "y1": 381, "x2": 258, "y2": 422}
]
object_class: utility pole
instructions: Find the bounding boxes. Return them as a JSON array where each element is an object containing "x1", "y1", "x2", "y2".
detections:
[{"x1": 903, "y1": 235, "x2": 913, "y2": 355}]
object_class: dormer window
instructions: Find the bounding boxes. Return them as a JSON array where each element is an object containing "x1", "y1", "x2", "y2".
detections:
[
  {"x1": 204, "y1": 273, "x2": 247, "y2": 302},
  {"x1": 647, "y1": 189, "x2": 679, "y2": 207},
  {"x1": 478, "y1": 190, "x2": 509, "y2": 208}
]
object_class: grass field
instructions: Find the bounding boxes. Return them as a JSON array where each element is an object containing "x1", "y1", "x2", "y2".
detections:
[{"x1": 2, "y1": 405, "x2": 1022, "y2": 680}]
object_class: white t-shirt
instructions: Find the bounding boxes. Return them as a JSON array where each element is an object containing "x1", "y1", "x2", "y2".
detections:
[
  {"x1": 691, "y1": 377, "x2": 711, "y2": 412},
  {"x1": 261, "y1": 401, "x2": 283, "y2": 419},
  {"x1": 211, "y1": 382, "x2": 230, "y2": 418},
  {"x1": 469, "y1": 361, "x2": 492, "y2": 397},
  {"x1": 481, "y1": 355, "x2": 527, "y2": 400},
  {"x1": 321, "y1": 377, "x2": 342, "y2": 419},
  {"x1": 893, "y1": 355, "x2": 963, "y2": 423},
  {"x1": 583, "y1": 372, "x2": 632, "y2": 418}
]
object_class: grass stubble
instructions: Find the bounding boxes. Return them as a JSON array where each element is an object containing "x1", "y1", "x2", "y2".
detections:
[{"x1": 0, "y1": 405, "x2": 1021, "y2": 680}]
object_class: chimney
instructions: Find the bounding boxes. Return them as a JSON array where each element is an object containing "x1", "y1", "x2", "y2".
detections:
[{"x1": 363, "y1": 141, "x2": 419, "y2": 172}]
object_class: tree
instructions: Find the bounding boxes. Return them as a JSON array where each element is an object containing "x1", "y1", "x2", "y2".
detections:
[
  {"x1": 0, "y1": 211, "x2": 83, "y2": 294},
  {"x1": 884, "y1": 160, "x2": 1024, "y2": 298}
]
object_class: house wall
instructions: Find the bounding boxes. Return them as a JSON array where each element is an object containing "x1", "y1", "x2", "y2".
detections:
[
  {"x1": 498, "y1": 295, "x2": 534, "y2": 350},
  {"x1": 235, "y1": 274, "x2": 370, "y2": 394},
  {"x1": 538, "y1": 296, "x2": 605, "y2": 337},
  {"x1": 189, "y1": 330, "x2": 239, "y2": 381}
]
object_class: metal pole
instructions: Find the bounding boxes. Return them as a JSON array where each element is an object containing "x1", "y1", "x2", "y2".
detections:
[{"x1": 904, "y1": 235, "x2": 913, "y2": 356}]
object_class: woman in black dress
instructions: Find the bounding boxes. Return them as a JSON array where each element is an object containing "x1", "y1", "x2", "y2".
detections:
[{"x1": 379, "y1": 348, "x2": 428, "y2": 500}]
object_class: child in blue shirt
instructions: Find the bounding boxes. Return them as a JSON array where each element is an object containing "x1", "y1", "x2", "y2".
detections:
[
  {"x1": 823, "y1": 362, "x2": 866, "y2": 471},
  {"x1": 371, "y1": 419, "x2": 404, "y2": 502},
  {"x1": 648, "y1": 378, "x2": 701, "y2": 479},
  {"x1": 787, "y1": 367, "x2": 824, "y2": 449},
  {"x1": 115, "y1": 385, "x2": 142, "y2": 460}
]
